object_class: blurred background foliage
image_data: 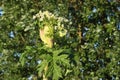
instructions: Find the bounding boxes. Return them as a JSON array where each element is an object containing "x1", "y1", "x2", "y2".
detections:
[{"x1": 0, "y1": 0, "x2": 120, "y2": 80}]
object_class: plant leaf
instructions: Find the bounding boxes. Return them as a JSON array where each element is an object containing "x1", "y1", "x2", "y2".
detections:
[
  {"x1": 53, "y1": 63, "x2": 62, "y2": 80},
  {"x1": 37, "y1": 60, "x2": 48, "y2": 76}
]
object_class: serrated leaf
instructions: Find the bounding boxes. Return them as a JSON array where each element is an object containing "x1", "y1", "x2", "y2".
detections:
[
  {"x1": 46, "y1": 64, "x2": 53, "y2": 77},
  {"x1": 59, "y1": 58, "x2": 70, "y2": 66},
  {"x1": 53, "y1": 64, "x2": 62, "y2": 80},
  {"x1": 46, "y1": 54, "x2": 52, "y2": 63},
  {"x1": 37, "y1": 60, "x2": 48, "y2": 76},
  {"x1": 39, "y1": 54, "x2": 52, "y2": 63},
  {"x1": 58, "y1": 54, "x2": 68, "y2": 59},
  {"x1": 39, "y1": 54, "x2": 47, "y2": 59},
  {"x1": 53, "y1": 49, "x2": 64, "y2": 56}
]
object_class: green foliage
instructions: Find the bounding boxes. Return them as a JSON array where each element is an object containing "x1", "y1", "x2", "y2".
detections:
[
  {"x1": 0, "y1": 0, "x2": 120, "y2": 80},
  {"x1": 36, "y1": 47, "x2": 70, "y2": 80}
]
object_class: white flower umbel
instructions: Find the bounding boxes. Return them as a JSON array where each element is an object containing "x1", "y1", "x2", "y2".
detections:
[{"x1": 33, "y1": 10, "x2": 69, "y2": 38}]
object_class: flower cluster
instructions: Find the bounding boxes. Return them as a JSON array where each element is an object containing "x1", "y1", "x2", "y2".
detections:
[
  {"x1": 33, "y1": 10, "x2": 69, "y2": 37},
  {"x1": 33, "y1": 10, "x2": 68, "y2": 22}
]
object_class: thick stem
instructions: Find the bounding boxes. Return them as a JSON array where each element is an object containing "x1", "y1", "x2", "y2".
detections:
[
  {"x1": 43, "y1": 65, "x2": 48, "y2": 80},
  {"x1": 39, "y1": 27, "x2": 53, "y2": 80}
]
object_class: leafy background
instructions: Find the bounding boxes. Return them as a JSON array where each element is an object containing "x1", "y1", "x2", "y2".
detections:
[{"x1": 0, "y1": 0, "x2": 120, "y2": 80}]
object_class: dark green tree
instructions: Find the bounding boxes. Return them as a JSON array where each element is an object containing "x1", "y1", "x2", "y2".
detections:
[{"x1": 0, "y1": 0, "x2": 120, "y2": 80}]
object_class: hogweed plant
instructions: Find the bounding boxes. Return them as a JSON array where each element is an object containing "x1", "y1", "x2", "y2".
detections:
[{"x1": 26, "y1": 10, "x2": 72, "y2": 80}]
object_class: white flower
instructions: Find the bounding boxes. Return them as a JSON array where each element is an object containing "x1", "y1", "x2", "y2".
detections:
[
  {"x1": 58, "y1": 22, "x2": 61, "y2": 27},
  {"x1": 64, "y1": 19, "x2": 69, "y2": 22},
  {"x1": 54, "y1": 26, "x2": 57, "y2": 30},
  {"x1": 58, "y1": 17, "x2": 64, "y2": 22},
  {"x1": 33, "y1": 15, "x2": 36, "y2": 19}
]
